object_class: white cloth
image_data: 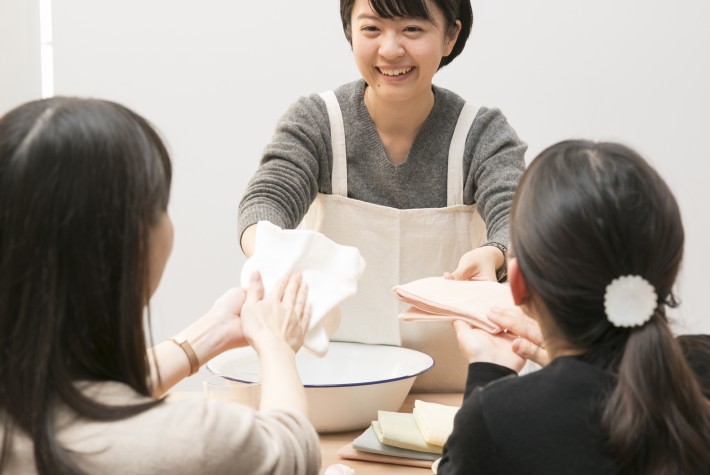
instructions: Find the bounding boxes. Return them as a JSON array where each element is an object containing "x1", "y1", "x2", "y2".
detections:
[
  {"x1": 240, "y1": 220, "x2": 365, "y2": 357},
  {"x1": 298, "y1": 91, "x2": 486, "y2": 391}
]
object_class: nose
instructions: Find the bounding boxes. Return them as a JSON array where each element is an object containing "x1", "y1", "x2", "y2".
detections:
[{"x1": 378, "y1": 31, "x2": 405, "y2": 59}]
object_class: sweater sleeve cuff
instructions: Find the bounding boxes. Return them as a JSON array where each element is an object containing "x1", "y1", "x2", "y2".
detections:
[
  {"x1": 484, "y1": 228, "x2": 510, "y2": 251},
  {"x1": 237, "y1": 206, "x2": 292, "y2": 250},
  {"x1": 464, "y1": 362, "x2": 517, "y2": 399}
]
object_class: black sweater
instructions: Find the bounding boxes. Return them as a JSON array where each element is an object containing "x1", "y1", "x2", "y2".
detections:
[{"x1": 437, "y1": 335, "x2": 710, "y2": 474}]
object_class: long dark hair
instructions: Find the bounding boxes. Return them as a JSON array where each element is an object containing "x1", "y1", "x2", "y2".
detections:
[
  {"x1": 0, "y1": 97, "x2": 172, "y2": 474},
  {"x1": 511, "y1": 140, "x2": 710, "y2": 474},
  {"x1": 340, "y1": 0, "x2": 473, "y2": 68}
]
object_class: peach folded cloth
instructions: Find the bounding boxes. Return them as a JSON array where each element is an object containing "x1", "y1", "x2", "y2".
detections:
[
  {"x1": 241, "y1": 221, "x2": 366, "y2": 357},
  {"x1": 392, "y1": 277, "x2": 515, "y2": 333}
]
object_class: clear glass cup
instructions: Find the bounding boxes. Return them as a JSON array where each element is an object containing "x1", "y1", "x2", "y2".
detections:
[{"x1": 203, "y1": 373, "x2": 261, "y2": 409}]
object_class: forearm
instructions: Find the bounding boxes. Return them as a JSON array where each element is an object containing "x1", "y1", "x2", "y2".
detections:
[
  {"x1": 477, "y1": 244, "x2": 505, "y2": 273},
  {"x1": 255, "y1": 338, "x2": 309, "y2": 415},
  {"x1": 149, "y1": 311, "x2": 243, "y2": 397},
  {"x1": 237, "y1": 97, "x2": 328, "y2": 247},
  {"x1": 465, "y1": 108, "x2": 526, "y2": 248},
  {"x1": 240, "y1": 224, "x2": 257, "y2": 257}
]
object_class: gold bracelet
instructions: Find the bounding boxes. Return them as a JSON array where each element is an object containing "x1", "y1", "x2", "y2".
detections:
[{"x1": 170, "y1": 336, "x2": 200, "y2": 376}]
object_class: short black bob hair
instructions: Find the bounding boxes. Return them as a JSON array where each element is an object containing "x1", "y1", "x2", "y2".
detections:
[{"x1": 340, "y1": 0, "x2": 473, "y2": 69}]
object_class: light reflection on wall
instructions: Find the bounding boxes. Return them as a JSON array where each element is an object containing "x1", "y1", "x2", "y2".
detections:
[{"x1": 39, "y1": 0, "x2": 53, "y2": 98}]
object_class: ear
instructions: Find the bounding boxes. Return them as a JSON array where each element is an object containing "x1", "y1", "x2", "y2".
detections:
[
  {"x1": 443, "y1": 20, "x2": 462, "y2": 57},
  {"x1": 507, "y1": 257, "x2": 529, "y2": 306}
]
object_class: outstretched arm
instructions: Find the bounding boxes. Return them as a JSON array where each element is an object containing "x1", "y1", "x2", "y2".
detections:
[{"x1": 238, "y1": 96, "x2": 331, "y2": 254}]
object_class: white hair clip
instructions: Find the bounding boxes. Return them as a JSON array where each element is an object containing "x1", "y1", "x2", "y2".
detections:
[{"x1": 604, "y1": 275, "x2": 658, "y2": 328}]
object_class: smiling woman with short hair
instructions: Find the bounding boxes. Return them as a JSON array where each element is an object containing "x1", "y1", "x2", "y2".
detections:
[{"x1": 238, "y1": 0, "x2": 527, "y2": 391}]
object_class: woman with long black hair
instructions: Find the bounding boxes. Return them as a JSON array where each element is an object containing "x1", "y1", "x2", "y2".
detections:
[
  {"x1": 0, "y1": 97, "x2": 320, "y2": 474},
  {"x1": 440, "y1": 140, "x2": 710, "y2": 474}
]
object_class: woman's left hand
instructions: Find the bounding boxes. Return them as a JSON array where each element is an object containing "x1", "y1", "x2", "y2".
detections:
[
  {"x1": 443, "y1": 246, "x2": 502, "y2": 282},
  {"x1": 453, "y1": 320, "x2": 526, "y2": 372},
  {"x1": 240, "y1": 272, "x2": 311, "y2": 353},
  {"x1": 203, "y1": 287, "x2": 249, "y2": 349}
]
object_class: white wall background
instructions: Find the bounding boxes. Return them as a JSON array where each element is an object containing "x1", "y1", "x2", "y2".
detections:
[
  {"x1": 2, "y1": 1, "x2": 709, "y2": 390},
  {"x1": 0, "y1": 0, "x2": 41, "y2": 112}
]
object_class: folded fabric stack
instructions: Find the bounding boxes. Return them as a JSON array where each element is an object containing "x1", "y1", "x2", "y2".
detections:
[
  {"x1": 392, "y1": 276, "x2": 516, "y2": 333},
  {"x1": 337, "y1": 400, "x2": 459, "y2": 468}
]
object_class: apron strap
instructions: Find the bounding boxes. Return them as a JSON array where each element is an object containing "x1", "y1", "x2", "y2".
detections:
[
  {"x1": 447, "y1": 103, "x2": 481, "y2": 206},
  {"x1": 319, "y1": 91, "x2": 348, "y2": 197},
  {"x1": 320, "y1": 91, "x2": 479, "y2": 204}
]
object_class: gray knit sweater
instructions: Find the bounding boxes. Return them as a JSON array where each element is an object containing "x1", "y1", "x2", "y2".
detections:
[{"x1": 238, "y1": 79, "x2": 526, "y2": 247}]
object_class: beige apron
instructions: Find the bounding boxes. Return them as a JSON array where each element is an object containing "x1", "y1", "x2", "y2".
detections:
[{"x1": 301, "y1": 91, "x2": 487, "y2": 391}]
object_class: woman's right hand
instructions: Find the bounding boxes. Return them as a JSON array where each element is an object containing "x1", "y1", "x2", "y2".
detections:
[
  {"x1": 488, "y1": 307, "x2": 550, "y2": 367},
  {"x1": 453, "y1": 320, "x2": 526, "y2": 372},
  {"x1": 240, "y1": 271, "x2": 311, "y2": 353}
]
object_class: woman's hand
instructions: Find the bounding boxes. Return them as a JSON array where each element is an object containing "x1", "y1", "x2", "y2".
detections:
[
  {"x1": 443, "y1": 246, "x2": 503, "y2": 282},
  {"x1": 453, "y1": 320, "x2": 526, "y2": 372},
  {"x1": 488, "y1": 307, "x2": 550, "y2": 367},
  {"x1": 240, "y1": 271, "x2": 311, "y2": 354},
  {"x1": 203, "y1": 287, "x2": 248, "y2": 349}
]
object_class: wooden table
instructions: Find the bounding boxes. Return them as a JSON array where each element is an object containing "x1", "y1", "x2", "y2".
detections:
[
  {"x1": 169, "y1": 390, "x2": 463, "y2": 474},
  {"x1": 318, "y1": 393, "x2": 463, "y2": 474}
]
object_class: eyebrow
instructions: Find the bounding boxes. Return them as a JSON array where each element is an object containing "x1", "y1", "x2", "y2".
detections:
[
  {"x1": 355, "y1": 13, "x2": 382, "y2": 21},
  {"x1": 355, "y1": 12, "x2": 434, "y2": 25}
]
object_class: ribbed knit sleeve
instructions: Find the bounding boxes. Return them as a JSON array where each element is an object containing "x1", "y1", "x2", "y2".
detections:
[
  {"x1": 237, "y1": 93, "x2": 331, "y2": 244},
  {"x1": 463, "y1": 106, "x2": 526, "y2": 248}
]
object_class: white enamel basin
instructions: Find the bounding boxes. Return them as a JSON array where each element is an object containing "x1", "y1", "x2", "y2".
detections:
[{"x1": 207, "y1": 341, "x2": 434, "y2": 433}]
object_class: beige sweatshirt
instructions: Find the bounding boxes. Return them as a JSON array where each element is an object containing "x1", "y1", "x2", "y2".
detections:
[{"x1": 2, "y1": 381, "x2": 321, "y2": 474}]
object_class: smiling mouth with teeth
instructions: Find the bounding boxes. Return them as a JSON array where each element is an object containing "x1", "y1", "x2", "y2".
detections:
[{"x1": 377, "y1": 67, "x2": 414, "y2": 76}]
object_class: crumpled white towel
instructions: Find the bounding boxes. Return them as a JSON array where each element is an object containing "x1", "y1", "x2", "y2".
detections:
[{"x1": 240, "y1": 221, "x2": 366, "y2": 357}]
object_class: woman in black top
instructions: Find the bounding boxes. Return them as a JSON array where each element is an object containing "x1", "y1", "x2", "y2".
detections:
[{"x1": 438, "y1": 140, "x2": 710, "y2": 475}]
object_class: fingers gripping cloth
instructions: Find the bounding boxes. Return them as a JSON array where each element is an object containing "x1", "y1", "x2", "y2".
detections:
[{"x1": 240, "y1": 221, "x2": 366, "y2": 357}]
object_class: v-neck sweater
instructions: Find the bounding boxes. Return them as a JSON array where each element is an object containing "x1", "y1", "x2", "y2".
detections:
[{"x1": 238, "y1": 79, "x2": 527, "y2": 248}]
